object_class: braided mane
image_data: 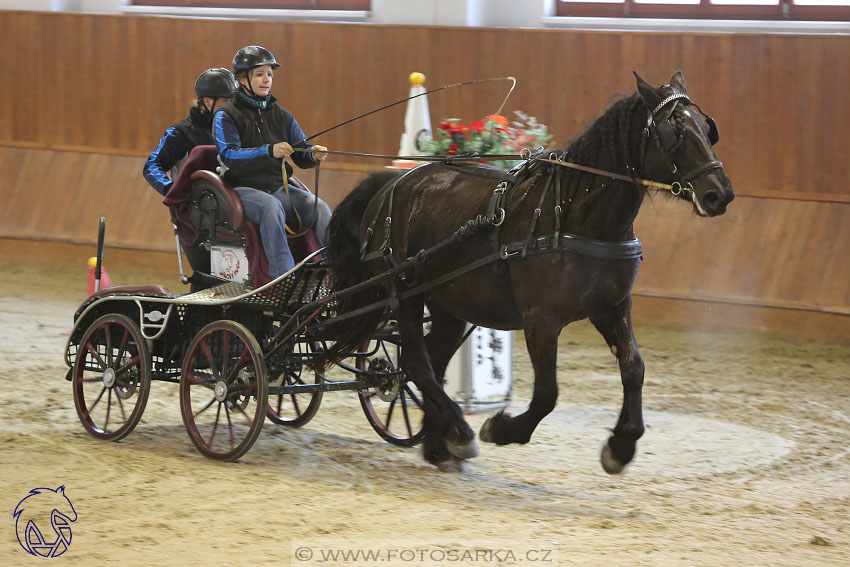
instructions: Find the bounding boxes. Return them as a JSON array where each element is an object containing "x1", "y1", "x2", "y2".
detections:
[{"x1": 564, "y1": 92, "x2": 646, "y2": 179}]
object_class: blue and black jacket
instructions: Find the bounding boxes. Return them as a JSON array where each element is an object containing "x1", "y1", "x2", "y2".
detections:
[
  {"x1": 214, "y1": 92, "x2": 317, "y2": 193},
  {"x1": 143, "y1": 106, "x2": 215, "y2": 196}
]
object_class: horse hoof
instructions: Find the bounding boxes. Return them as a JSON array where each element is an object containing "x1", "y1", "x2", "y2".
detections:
[
  {"x1": 436, "y1": 457, "x2": 468, "y2": 473},
  {"x1": 479, "y1": 417, "x2": 494, "y2": 443},
  {"x1": 445, "y1": 436, "x2": 479, "y2": 460},
  {"x1": 600, "y1": 444, "x2": 626, "y2": 475}
]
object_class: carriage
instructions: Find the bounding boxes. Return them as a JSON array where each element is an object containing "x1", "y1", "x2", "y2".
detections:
[
  {"x1": 64, "y1": 71, "x2": 735, "y2": 472},
  {"x1": 64, "y1": 146, "x2": 425, "y2": 462}
]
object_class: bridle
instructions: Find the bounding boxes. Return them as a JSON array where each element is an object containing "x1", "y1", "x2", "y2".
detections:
[{"x1": 639, "y1": 88, "x2": 724, "y2": 196}]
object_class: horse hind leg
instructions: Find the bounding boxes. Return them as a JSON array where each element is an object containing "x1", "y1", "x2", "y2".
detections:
[
  {"x1": 479, "y1": 318, "x2": 558, "y2": 446},
  {"x1": 397, "y1": 296, "x2": 477, "y2": 470},
  {"x1": 590, "y1": 297, "x2": 645, "y2": 475}
]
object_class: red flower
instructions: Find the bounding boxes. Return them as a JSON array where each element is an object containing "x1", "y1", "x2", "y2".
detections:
[
  {"x1": 470, "y1": 121, "x2": 485, "y2": 133},
  {"x1": 486, "y1": 114, "x2": 508, "y2": 128},
  {"x1": 447, "y1": 143, "x2": 459, "y2": 155},
  {"x1": 449, "y1": 123, "x2": 469, "y2": 135}
]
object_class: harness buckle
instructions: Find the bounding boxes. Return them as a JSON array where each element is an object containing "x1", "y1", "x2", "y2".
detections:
[{"x1": 500, "y1": 246, "x2": 520, "y2": 260}]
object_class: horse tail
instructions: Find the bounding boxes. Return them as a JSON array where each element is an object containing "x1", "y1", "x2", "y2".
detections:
[{"x1": 320, "y1": 170, "x2": 403, "y2": 365}]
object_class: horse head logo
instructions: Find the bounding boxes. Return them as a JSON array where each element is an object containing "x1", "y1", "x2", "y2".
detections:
[{"x1": 13, "y1": 486, "x2": 77, "y2": 557}]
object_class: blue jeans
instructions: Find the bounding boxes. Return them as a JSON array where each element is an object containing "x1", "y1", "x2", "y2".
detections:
[{"x1": 234, "y1": 185, "x2": 331, "y2": 278}]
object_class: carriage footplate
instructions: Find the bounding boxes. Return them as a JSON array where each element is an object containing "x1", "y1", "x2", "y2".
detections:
[
  {"x1": 178, "y1": 281, "x2": 253, "y2": 303},
  {"x1": 240, "y1": 266, "x2": 336, "y2": 312}
]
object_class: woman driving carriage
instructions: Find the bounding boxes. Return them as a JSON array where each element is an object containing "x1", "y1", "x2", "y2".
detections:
[{"x1": 213, "y1": 45, "x2": 331, "y2": 279}]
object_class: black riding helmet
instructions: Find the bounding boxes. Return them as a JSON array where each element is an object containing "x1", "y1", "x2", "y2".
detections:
[
  {"x1": 194, "y1": 67, "x2": 239, "y2": 99},
  {"x1": 232, "y1": 45, "x2": 280, "y2": 77}
]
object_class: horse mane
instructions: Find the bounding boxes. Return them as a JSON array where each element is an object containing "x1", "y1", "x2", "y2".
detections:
[
  {"x1": 537, "y1": 92, "x2": 651, "y2": 237},
  {"x1": 564, "y1": 92, "x2": 646, "y2": 179}
]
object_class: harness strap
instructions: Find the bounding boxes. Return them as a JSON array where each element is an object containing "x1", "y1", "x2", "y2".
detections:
[
  {"x1": 485, "y1": 180, "x2": 509, "y2": 225},
  {"x1": 503, "y1": 233, "x2": 642, "y2": 261},
  {"x1": 323, "y1": 230, "x2": 642, "y2": 329},
  {"x1": 553, "y1": 163, "x2": 562, "y2": 242},
  {"x1": 521, "y1": 168, "x2": 555, "y2": 258},
  {"x1": 681, "y1": 160, "x2": 723, "y2": 182},
  {"x1": 321, "y1": 249, "x2": 503, "y2": 328},
  {"x1": 363, "y1": 170, "x2": 516, "y2": 268},
  {"x1": 377, "y1": 185, "x2": 397, "y2": 269},
  {"x1": 360, "y1": 168, "x2": 419, "y2": 260}
]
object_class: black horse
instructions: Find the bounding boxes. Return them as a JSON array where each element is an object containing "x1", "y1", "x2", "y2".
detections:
[{"x1": 325, "y1": 71, "x2": 734, "y2": 472}]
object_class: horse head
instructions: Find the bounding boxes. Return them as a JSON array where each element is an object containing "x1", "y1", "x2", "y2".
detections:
[{"x1": 635, "y1": 70, "x2": 735, "y2": 217}]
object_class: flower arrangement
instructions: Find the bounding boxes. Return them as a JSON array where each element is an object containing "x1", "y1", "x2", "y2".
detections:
[{"x1": 421, "y1": 111, "x2": 553, "y2": 170}]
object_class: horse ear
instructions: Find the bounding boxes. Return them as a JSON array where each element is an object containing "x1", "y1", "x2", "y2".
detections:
[
  {"x1": 634, "y1": 71, "x2": 660, "y2": 109},
  {"x1": 670, "y1": 70, "x2": 687, "y2": 94}
]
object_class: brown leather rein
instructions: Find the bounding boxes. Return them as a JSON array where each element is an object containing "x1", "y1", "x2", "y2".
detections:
[{"x1": 292, "y1": 147, "x2": 687, "y2": 197}]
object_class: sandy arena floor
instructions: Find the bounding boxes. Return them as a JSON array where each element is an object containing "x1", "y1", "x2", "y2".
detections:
[{"x1": 0, "y1": 239, "x2": 848, "y2": 566}]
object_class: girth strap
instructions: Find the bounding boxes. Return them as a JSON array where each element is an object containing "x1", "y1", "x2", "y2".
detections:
[{"x1": 503, "y1": 233, "x2": 642, "y2": 261}]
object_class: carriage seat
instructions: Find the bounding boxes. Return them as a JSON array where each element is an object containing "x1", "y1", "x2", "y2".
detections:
[
  {"x1": 163, "y1": 145, "x2": 322, "y2": 288},
  {"x1": 187, "y1": 167, "x2": 316, "y2": 241},
  {"x1": 189, "y1": 169, "x2": 247, "y2": 239},
  {"x1": 76, "y1": 285, "x2": 174, "y2": 319}
]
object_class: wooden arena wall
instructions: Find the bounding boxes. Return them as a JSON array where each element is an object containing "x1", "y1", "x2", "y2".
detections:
[{"x1": 0, "y1": 11, "x2": 847, "y2": 336}]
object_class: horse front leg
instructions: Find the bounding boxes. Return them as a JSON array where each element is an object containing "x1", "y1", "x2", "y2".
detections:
[
  {"x1": 423, "y1": 303, "x2": 468, "y2": 390},
  {"x1": 396, "y1": 296, "x2": 477, "y2": 471},
  {"x1": 479, "y1": 318, "x2": 559, "y2": 446},
  {"x1": 590, "y1": 296, "x2": 645, "y2": 474}
]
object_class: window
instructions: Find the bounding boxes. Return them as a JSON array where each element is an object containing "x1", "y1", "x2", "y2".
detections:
[
  {"x1": 128, "y1": 1, "x2": 369, "y2": 9},
  {"x1": 556, "y1": 0, "x2": 850, "y2": 20}
]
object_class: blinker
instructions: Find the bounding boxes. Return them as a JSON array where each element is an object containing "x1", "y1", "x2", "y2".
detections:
[
  {"x1": 655, "y1": 119, "x2": 678, "y2": 152},
  {"x1": 705, "y1": 116, "x2": 719, "y2": 146}
]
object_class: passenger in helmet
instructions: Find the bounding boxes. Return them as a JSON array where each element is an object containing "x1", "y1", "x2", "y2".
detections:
[
  {"x1": 144, "y1": 67, "x2": 238, "y2": 282},
  {"x1": 144, "y1": 67, "x2": 238, "y2": 196},
  {"x1": 214, "y1": 45, "x2": 331, "y2": 279}
]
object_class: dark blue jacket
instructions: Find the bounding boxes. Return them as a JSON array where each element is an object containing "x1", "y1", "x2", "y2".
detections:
[
  {"x1": 143, "y1": 106, "x2": 214, "y2": 196},
  {"x1": 214, "y1": 93, "x2": 317, "y2": 193}
]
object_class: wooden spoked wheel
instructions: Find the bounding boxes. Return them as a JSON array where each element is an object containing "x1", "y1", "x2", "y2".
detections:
[
  {"x1": 266, "y1": 341, "x2": 323, "y2": 427},
  {"x1": 357, "y1": 338, "x2": 425, "y2": 447},
  {"x1": 180, "y1": 321, "x2": 268, "y2": 461},
  {"x1": 72, "y1": 313, "x2": 151, "y2": 441}
]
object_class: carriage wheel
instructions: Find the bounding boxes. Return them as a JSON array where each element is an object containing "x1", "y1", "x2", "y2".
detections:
[
  {"x1": 72, "y1": 313, "x2": 151, "y2": 441},
  {"x1": 357, "y1": 339, "x2": 425, "y2": 446},
  {"x1": 180, "y1": 320, "x2": 268, "y2": 461},
  {"x1": 266, "y1": 341, "x2": 323, "y2": 427}
]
